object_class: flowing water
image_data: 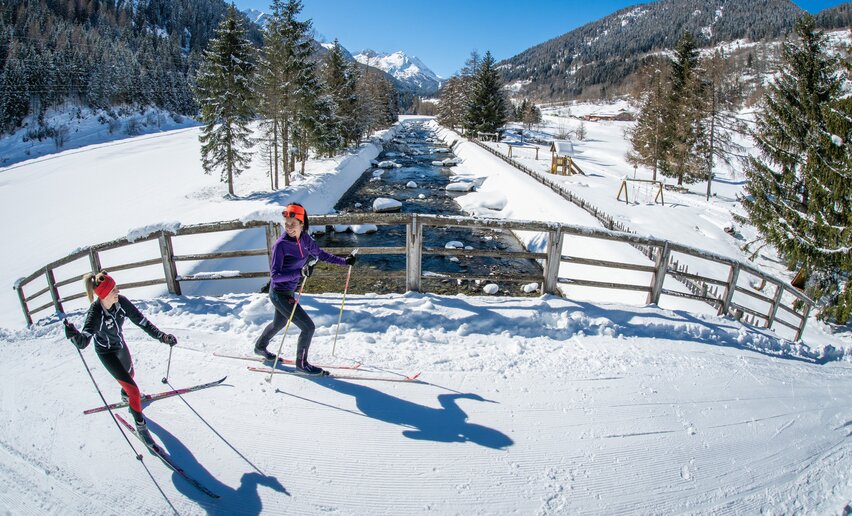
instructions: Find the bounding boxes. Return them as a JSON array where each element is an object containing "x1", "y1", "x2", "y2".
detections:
[{"x1": 311, "y1": 121, "x2": 543, "y2": 296}]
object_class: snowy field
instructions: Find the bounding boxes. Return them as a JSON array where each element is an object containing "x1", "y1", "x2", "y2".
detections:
[{"x1": 0, "y1": 111, "x2": 850, "y2": 514}]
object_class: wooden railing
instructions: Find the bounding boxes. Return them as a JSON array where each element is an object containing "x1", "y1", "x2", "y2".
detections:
[
  {"x1": 465, "y1": 138, "x2": 771, "y2": 321},
  {"x1": 13, "y1": 213, "x2": 814, "y2": 340}
]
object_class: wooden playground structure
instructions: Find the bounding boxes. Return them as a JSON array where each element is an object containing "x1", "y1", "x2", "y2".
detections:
[
  {"x1": 548, "y1": 141, "x2": 584, "y2": 175},
  {"x1": 616, "y1": 178, "x2": 665, "y2": 205}
]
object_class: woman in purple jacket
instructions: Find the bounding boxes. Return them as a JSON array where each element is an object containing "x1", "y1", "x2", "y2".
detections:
[{"x1": 254, "y1": 203, "x2": 356, "y2": 375}]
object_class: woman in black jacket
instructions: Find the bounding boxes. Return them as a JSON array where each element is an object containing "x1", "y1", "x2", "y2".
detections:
[{"x1": 64, "y1": 271, "x2": 176, "y2": 445}]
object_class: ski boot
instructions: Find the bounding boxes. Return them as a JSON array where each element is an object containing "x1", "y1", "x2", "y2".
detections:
[
  {"x1": 295, "y1": 346, "x2": 328, "y2": 376},
  {"x1": 253, "y1": 345, "x2": 277, "y2": 361},
  {"x1": 130, "y1": 408, "x2": 157, "y2": 450}
]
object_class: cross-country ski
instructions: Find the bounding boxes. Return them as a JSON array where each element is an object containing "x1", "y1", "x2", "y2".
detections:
[
  {"x1": 247, "y1": 366, "x2": 423, "y2": 383},
  {"x1": 115, "y1": 413, "x2": 220, "y2": 499},
  {"x1": 213, "y1": 352, "x2": 362, "y2": 370},
  {"x1": 82, "y1": 377, "x2": 227, "y2": 415}
]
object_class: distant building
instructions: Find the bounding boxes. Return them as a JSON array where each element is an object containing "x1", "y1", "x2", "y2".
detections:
[{"x1": 581, "y1": 111, "x2": 634, "y2": 122}]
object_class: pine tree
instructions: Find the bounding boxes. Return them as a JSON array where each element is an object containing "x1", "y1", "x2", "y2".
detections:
[
  {"x1": 322, "y1": 39, "x2": 359, "y2": 148},
  {"x1": 660, "y1": 32, "x2": 705, "y2": 186},
  {"x1": 521, "y1": 100, "x2": 542, "y2": 130},
  {"x1": 254, "y1": 0, "x2": 314, "y2": 187},
  {"x1": 463, "y1": 51, "x2": 508, "y2": 136},
  {"x1": 293, "y1": 61, "x2": 342, "y2": 173},
  {"x1": 627, "y1": 63, "x2": 671, "y2": 181},
  {"x1": 741, "y1": 15, "x2": 851, "y2": 322},
  {"x1": 0, "y1": 49, "x2": 29, "y2": 132},
  {"x1": 695, "y1": 50, "x2": 747, "y2": 199},
  {"x1": 194, "y1": 4, "x2": 256, "y2": 197},
  {"x1": 437, "y1": 76, "x2": 466, "y2": 131},
  {"x1": 356, "y1": 65, "x2": 398, "y2": 136}
]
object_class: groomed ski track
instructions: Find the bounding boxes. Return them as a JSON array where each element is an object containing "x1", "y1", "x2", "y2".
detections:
[
  {"x1": 0, "y1": 117, "x2": 849, "y2": 514},
  {"x1": 1, "y1": 293, "x2": 850, "y2": 514}
]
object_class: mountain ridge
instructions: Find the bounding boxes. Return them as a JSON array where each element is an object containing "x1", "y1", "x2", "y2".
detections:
[
  {"x1": 498, "y1": 0, "x2": 851, "y2": 101},
  {"x1": 354, "y1": 49, "x2": 442, "y2": 95}
]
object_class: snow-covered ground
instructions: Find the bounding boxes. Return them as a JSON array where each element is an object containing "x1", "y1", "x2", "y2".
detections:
[
  {"x1": 0, "y1": 110, "x2": 849, "y2": 514},
  {"x1": 0, "y1": 106, "x2": 200, "y2": 168}
]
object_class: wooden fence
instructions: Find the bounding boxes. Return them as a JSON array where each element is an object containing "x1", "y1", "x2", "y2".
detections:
[
  {"x1": 13, "y1": 213, "x2": 813, "y2": 340},
  {"x1": 464, "y1": 138, "x2": 785, "y2": 326}
]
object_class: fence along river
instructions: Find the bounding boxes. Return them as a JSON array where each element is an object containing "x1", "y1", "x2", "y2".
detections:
[{"x1": 13, "y1": 120, "x2": 813, "y2": 341}]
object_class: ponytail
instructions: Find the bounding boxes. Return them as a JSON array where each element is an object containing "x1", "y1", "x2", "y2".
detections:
[
  {"x1": 83, "y1": 271, "x2": 111, "y2": 303},
  {"x1": 83, "y1": 273, "x2": 96, "y2": 303}
]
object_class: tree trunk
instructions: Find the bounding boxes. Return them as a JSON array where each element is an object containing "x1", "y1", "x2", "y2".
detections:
[
  {"x1": 227, "y1": 156, "x2": 235, "y2": 196},
  {"x1": 706, "y1": 97, "x2": 716, "y2": 201},
  {"x1": 282, "y1": 119, "x2": 290, "y2": 187},
  {"x1": 273, "y1": 120, "x2": 279, "y2": 190}
]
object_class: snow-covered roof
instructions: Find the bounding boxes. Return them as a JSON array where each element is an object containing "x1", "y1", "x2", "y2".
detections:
[{"x1": 550, "y1": 140, "x2": 575, "y2": 156}]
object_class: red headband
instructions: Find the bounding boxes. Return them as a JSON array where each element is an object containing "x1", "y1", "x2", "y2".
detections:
[
  {"x1": 283, "y1": 204, "x2": 306, "y2": 223},
  {"x1": 93, "y1": 274, "x2": 116, "y2": 299}
]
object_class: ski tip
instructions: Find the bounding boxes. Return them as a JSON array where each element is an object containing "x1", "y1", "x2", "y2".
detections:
[{"x1": 407, "y1": 372, "x2": 422, "y2": 381}]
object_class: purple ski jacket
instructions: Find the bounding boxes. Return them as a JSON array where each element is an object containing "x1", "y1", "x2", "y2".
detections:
[{"x1": 269, "y1": 231, "x2": 345, "y2": 291}]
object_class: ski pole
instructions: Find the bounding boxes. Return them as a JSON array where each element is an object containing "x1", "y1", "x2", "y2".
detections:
[
  {"x1": 67, "y1": 320, "x2": 177, "y2": 514},
  {"x1": 161, "y1": 345, "x2": 173, "y2": 384},
  {"x1": 331, "y1": 249, "x2": 358, "y2": 357},
  {"x1": 267, "y1": 267, "x2": 312, "y2": 383},
  {"x1": 163, "y1": 378, "x2": 265, "y2": 475}
]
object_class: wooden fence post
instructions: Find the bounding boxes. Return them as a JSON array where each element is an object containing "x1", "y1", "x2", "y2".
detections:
[
  {"x1": 14, "y1": 281, "x2": 32, "y2": 326},
  {"x1": 265, "y1": 222, "x2": 280, "y2": 267},
  {"x1": 159, "y1": 232, "x2": 181, "y2": 295},
  {"x1": 720, "y1": 263, "x2": 740, "y2": 316},
  {"x1": 766, "y1": 283, "x2": 783, "y2": 329},
  {"x1": 795, "y1": 302, "x2": 810, "y2": 342},
  {"x1": 89, "y1": 248, "x2": 102, "y2": 273},
  {"x1": 647, "y1": 242, "x2": 670, "y2": 305},
  {"x1": 46, "y1": 268, "x2": 63, "y2": 315},
  {"x1": 406, "y1": 215, "x2": 422, "y2": 292},
  {"x1": 543, "y1": 227, "x2": 563, "y2": 295}
]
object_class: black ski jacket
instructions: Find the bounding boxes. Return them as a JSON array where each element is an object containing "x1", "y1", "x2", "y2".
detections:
[{"x1": 70, "y1": 295, "x2": 166, "y2": 353}]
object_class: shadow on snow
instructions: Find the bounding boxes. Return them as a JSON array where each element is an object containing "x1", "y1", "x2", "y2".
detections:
[{"x1": 147, "y1": 418, "x2": 288, "y2": 515}]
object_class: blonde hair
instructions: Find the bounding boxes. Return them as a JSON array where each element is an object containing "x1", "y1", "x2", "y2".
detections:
[{"x1": 83, "y1": 271, "x2": 110, "y2": 303}]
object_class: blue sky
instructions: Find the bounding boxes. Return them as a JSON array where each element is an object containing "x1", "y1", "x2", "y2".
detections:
[{"x1": 234, "y1": 0, "x2": 850, "y2": 78}]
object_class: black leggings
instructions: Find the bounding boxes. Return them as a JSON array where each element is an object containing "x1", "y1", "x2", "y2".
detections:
[
  {"x1": 96, "y1": 346, "x2": 141, "y2": 413},
  {"x1": 255, "y1": 289, "x2": 316, "y2": 354}
]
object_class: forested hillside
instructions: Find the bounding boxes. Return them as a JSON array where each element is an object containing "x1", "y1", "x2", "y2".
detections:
[
  {"x1": 0, "y1": 0, "x2": 263, "y2": 135},
  {"x1": 499, "y1": 0, "x2": 851, "y2": 101}
]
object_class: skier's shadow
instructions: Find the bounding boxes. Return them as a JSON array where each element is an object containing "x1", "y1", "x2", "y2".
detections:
[
  {"x1": 305, "y1": 379, "x2": 513, "y2": 449},
  {"x1": 147, "y1": 419, "x2": 288, "y2": 515}
]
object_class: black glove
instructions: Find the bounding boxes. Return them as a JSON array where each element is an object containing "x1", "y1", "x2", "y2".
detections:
[
  {"x1": 345, "y1": 254, "x2": 357, "y2": 266},
  {"x1": 160, "y1": 333, "x2": 177, "y2": 346},
  {"x1": 301, "y1": 256, "x2": 319, "y2": 278},
  {"x1": 63, "y1": 320, "x2": 87, "y2": 349},
  {"x1": 64, "y1": 319, "x2": 79, "y2": 339}
]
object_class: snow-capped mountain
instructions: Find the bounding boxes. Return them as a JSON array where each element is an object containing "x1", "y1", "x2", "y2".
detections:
[
  {"x1": 243, "y1": 8, "x2": 268, "y2": 27},
  {"x1": 354, "y1": 50, "x2": 441, "y2": 95},
  {"x1": 320, "y1": 41, "x2": 355, "y2": 61}
]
